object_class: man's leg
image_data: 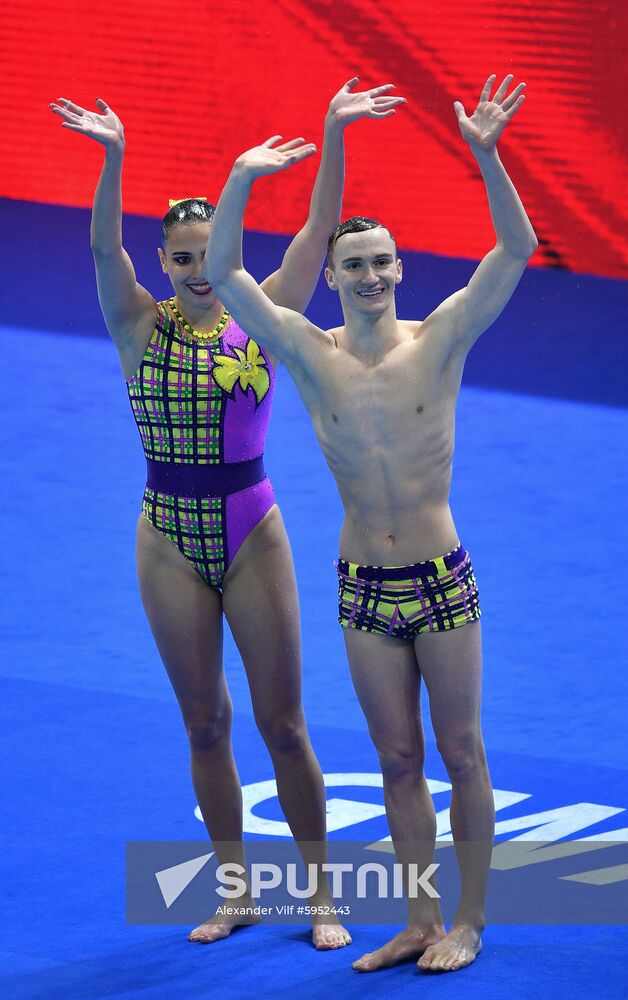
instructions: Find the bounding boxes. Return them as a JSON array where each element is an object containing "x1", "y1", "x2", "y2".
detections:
[
  {"x1": 343, "y1": 628, "x2": 445, "y2": 972},
  {"x1": 414, "y1": 620, "x2": 494, "y2": 971}
]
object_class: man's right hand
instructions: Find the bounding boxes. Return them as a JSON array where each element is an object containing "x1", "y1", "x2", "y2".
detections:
[
  {"x1": 234, "y1": 136, "x2": 317, "y2": 181},
  {"x1": 454, "y1": 75, "x2": 526, "y2": 152},
  {"x1": 49, "y1": 97, "x2": 125, "y2": 151}
]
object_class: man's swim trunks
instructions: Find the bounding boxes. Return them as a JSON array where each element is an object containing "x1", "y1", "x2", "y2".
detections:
[{"x1": 337, "y1": 544, "x2": 481, "y2": 639}]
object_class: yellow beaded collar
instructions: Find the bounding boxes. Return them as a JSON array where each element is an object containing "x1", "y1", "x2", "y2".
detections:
[{"x1": 168, "y1": 299, "x2": 230, "y2": 342}]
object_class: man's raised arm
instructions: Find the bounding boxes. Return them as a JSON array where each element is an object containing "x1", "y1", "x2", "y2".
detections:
[
  {"x1": 205, "y1": 137, "x2": 324, "y2": 365},
  {"x1": 425, "y1": 74, "x2": 538, "y2": 348}
]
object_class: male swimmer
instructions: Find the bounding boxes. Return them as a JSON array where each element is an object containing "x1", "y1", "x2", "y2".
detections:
[{"x1": 204, "y1": 74, "x2": 537, "y2": 972}]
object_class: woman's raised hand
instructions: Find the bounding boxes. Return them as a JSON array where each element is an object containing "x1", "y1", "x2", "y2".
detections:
[
  {"x1": 235, "y1": 136, "x2": 317, "y2": 180},
  {"x1": 49, "y1": 98, "x2": 124, "y2": 150},
  {"x1": 328, "y1": 77, "x2": 406, "y2": 125}
]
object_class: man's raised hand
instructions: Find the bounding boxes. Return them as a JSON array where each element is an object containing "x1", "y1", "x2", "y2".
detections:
[
  {"x1": 234, "y1": 136, "x2": 317, "y2": 180},
  {"x1": 454, "y1": 74, "x2": 526, "y2": 150},
  {"x1": 328, "y1": 77, "x2": 406, "y2": 126},
  {"x1": 49, "y1": 98, "x2": 124, "y2": 149}
]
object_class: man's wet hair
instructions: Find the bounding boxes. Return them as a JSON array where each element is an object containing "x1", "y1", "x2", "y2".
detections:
[
  {"x1": 327, "y1": 216, "x2": 396, "y2": 267},
  {"x1": 162, "y1": 199, "x2": 216, "y2": 246}
]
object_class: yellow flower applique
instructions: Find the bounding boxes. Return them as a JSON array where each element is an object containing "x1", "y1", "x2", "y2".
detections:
[{"x1": 212, "y1": 339, "x2": 270, "y2": 405}]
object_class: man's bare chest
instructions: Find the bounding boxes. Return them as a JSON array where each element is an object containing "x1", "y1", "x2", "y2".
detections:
[{"x1": 321, "y1": 347, "x2": 442, "y2": 411}]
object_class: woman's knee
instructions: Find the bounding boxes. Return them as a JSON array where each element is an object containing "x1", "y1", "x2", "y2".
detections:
[
  {"x1": 377, "y1": 744, "x2": 424, "y2": 783},
  {"x1": 184, "y1": 709, "x2": 232, "y2": 752},
  {"x1": 437, "y1": 730, "x2": 487, "y2": 781}
]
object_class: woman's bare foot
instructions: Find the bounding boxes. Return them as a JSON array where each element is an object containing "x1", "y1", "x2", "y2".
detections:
[
  {"x1": 188, "y1": 903, "x2": 261, "y2": 944},
  {"x1": 417, "y1": 922, "x2": 482, "y2": 972},
  {"x1": 312, "y1": 920, "x2": 352, "y2": 950},
  {"x1": 352, "y1": 923, "x2": 445, "y2": 972}
]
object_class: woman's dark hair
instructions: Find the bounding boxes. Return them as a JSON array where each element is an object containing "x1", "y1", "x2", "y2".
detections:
[
  {"x1": 161, "y1": 199, "x2": 216, "y2": 246},
  {"x1": 327, "y1": 216, "x2": 396, "y2": 267}
]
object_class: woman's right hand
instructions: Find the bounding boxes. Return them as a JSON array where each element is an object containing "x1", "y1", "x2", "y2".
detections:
[{"x1": 49, "y1": 97, "x2": 124, "y2": 151}]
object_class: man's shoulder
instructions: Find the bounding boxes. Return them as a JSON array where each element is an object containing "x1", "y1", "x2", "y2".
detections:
[
  {"x1": 399, "y1": 317, "x2": 424, "y2": 333},
  {"x1": 323, "y1": 324, "x2": 342, "y2": 346},
  {"x1": 395, "y1": 317, "x2": 427, "y2": 344},
  {"x1": 283, "y1": 318, "x2": 338, "y2": 372}
]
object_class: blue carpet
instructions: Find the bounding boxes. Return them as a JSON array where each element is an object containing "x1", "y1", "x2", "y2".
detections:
[{"x1": 1, "y1": 249, "x2": 627, "y2": 997}]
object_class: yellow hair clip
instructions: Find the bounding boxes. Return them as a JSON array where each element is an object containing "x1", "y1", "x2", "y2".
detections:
[{"x1": 168, "y1": 197, "x2": 207, "y2": 208}]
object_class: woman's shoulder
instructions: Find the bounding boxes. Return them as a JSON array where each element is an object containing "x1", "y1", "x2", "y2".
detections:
[{"x1": 155, "y1": 298, "x2": 173, "y2": 318}]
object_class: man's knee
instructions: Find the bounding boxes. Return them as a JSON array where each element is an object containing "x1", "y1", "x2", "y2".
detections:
[
  {"x1": 258, "y1": 711, "x2": 308, "y2": 755},
  {"x1": 437, "y1": 730, "x2": 486, "y2": 781}
]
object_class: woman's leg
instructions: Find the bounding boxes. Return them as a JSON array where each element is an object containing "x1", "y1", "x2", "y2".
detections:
[
  {"x1": 222, "y1": 505, "x2": 350, "y2": 949},
  {"x1": 136, "y1": 515, "x2": 254, "y2": 942}
]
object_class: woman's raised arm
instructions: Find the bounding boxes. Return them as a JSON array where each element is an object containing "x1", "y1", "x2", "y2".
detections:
[{"x1": 49, "y1": 98, "x2": 156, "y2": 368}]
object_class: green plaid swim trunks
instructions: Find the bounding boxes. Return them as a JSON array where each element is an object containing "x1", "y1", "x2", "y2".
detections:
[{"x1": 337, "y1": 544, "x2": 481, "y2": 639}]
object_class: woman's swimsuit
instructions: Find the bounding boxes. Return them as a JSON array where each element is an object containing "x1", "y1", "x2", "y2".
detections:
[{"x1": 127, "y1": 300, "x2": 276, "y2": 589}]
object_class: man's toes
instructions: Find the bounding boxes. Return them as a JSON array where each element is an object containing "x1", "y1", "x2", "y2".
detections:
[
  {"x1": 420, "y1": 949, "x2": 446, "y2": 971},
  {"x1": 417, "y1": 946, "x2": 436, "y2": 969},
  {"x1": 352, "y1": 953, "x2": 375, "y2": 972}
]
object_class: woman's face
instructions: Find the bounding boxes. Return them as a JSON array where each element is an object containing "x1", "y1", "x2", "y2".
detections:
[{"x1": 158, "y1": 222, "x2": 218, "y2": 312}]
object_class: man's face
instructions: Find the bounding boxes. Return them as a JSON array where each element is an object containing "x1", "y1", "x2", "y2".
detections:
[{"x1": 325, "y1": 228, "x2": 402, "y2": 315}]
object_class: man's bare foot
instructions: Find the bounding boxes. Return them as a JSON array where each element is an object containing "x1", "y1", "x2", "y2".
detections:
[
  {"x1": 417, "y1": 922, "x2": 482, "y2": 972},
  {"x1": 352, "y1": 924, "x2": 445, "y2": 972},
  {"x1": 312, "y1": 921, "x2": 352, "y2": 950},
  {"x1": 188, "y1": 905, "x2": 261, "y2": 944}
]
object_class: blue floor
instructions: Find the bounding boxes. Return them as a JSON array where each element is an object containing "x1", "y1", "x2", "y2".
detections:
[{"x1": 2, "y1": 272, "x2": 627, "y2": 997}]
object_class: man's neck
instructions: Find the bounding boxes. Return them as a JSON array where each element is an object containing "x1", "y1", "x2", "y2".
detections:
[{"x1": 341, "y1": 305, "x2": 402, "y2": 364}]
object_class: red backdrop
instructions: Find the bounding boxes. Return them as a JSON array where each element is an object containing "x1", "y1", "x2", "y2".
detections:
[{"x1": 1, "y1": 0, "x2": 626, "y2": 277}]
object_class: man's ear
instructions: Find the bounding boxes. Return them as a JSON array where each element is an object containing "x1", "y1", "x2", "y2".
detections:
[
  {"x1": 157, "y1": 247, "x2": 167, "y2": 274},
  {"x1": 395, "y1": 256, "x2": 403, "y2": 285},
  {"x1": 324, "y1": 265, "x2": 338, "y2": 292}
]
